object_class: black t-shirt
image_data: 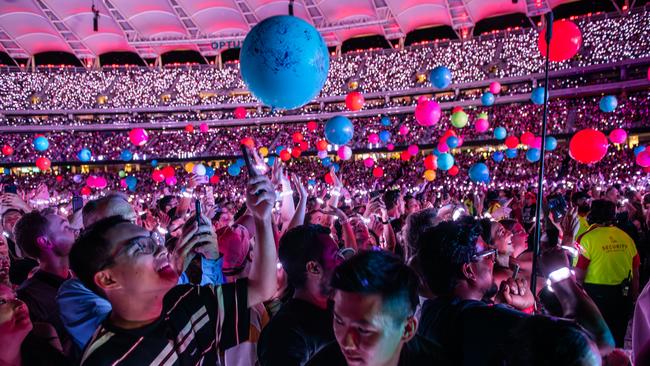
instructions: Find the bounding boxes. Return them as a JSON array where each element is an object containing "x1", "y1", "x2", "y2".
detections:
[
  {"x1": 81, "y1": 281, "x2": 249, "y2": 366},
  {"x1": 257, "y1": 298, "x2": 334, "y2": 366},
  {"x1": 417, "y1": 297, "x2": 527, "y2": 366},
  {"x1": 305, "y1": 335, "x2": 449, "y2": 366}
]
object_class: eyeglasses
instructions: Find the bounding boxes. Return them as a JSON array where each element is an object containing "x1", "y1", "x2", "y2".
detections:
[
  {"x1": 471, "y1": 248, "x2": 497, "y2": 263},
  {"x1": 101, "y1": 231, "x2": 165, "y2": 269}
]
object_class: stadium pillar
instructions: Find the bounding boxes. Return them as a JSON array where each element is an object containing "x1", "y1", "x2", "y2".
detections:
[
  {"x1": 336, "y1": 45, "x2": 341, "y2": 57},
  {"x1": 399, "y1": 37, "x2": 405, "y2": 49},
  {"x1": 217, "y1": 53, "x2": 223, "y2": 69}
]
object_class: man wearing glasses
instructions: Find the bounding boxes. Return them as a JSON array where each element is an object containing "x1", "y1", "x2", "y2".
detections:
[{"x1": 71, "y1": 175, "x2": 277, "y2": 366}]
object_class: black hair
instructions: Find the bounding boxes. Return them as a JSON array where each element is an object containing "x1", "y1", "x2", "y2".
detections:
[
  {"x1": 157, "y1": 195, "x2": 174, "y2": 212},
  {"x1": 383, "y1": 190, "x2": 401, "y2": 211},
  {"x1": 13, "y1": 210, "x2": 49, "y2": 259},
  {"x1": 416, "y1": 218, "x2": 482, "y2": 296},
  {"x1": 587, "y1": 199, "x2": 616, "y2": 225},
  {"x1": 278, "y1": 224, "x2": 333, "y2": 289},
  {"x1": 478, "y1": 218, "x2": 493, "y2": 246},
  {"x1": 331, "y1": 250, "x2": 419, "y2": 325},
  {"x1": 69, "y1": 215, "x2": 131, "y2": 296}
]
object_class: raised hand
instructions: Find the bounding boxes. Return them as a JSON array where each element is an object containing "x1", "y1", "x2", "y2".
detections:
[{"x1": 246, "y1": 175, "x2": 276, "y2": 221}]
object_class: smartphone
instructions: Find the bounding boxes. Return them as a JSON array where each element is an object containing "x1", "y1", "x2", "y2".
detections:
[
  {"x1": 547, "y1": 194, "x2": 568, "y2": 220},
  {"x1": 195, "y1": 199, "x2": 202, "y2": 226},
  {"x1": 240, "y1": 144, "x2": 258, "y2": 177},
  {"x1": 72, "y1": 195, "x2": 83, "y2": 212},
  {"x1": 511, "y1": 264, "x2": 520, "y2": 279},
  {"x1": 3, "y1": 185, "x2": 17, "y2": 194}
]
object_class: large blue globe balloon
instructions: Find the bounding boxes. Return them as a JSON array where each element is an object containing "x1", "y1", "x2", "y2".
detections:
[
  {"x1": 437, "y1": 153, "x2": 454, "y2": 171},
  {"x1": 599, "y1": 95, "x2": 618, "y2": 113},
  {"x1": 526, "y1": 148, "x2": 541, "y2": 162},
  {"x1": 77, "y1": 148, "x2": 92, "y2": 162},
  {"x1": 324, "y1": 116, "x2": 354, "y2": 145},
  {"x1": 469, "y1": 163, "x2": 490, "y2": 183},
  {"x1": 430, "y1": 66, "x2": 452, "y2": 89},
  {"x1": 481, "y1": 92, "x2": 495, "y2": 106},
  {"x1": 240, "y1": 15, "x2": 329, "y2": 110},
  {"x1": 531, "y1": 87, "x2": 548, "y2": 105},
  {"x1": 545, "y1": 136, "x2": 558, "y2": 151},
  {"x1": 33, "y1": 136, "x2": 49, "y2": 152}
]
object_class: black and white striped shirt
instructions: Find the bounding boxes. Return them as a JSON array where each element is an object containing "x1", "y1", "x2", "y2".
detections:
[{"x1": 81, "y1": 280, "x2": 249, "y2": 366}]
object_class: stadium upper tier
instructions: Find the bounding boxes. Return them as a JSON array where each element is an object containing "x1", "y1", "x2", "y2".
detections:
[{"x1": 0, "y1": 9, "x2": 648, "y2": 113}]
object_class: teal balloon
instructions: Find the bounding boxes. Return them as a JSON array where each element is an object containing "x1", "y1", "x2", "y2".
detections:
[
  {"x1": 505, "y1": 148, "x2": 518, "y2": 158},
  {"x1": 526, "y1": 148, "x2": 541, "y2": 162},
  {"x1": 308, "y1": 179, "x2": 316, "y2": 186},
  {"x1": 430, "y1": 66, "x2": 452, "y2": 89},
  {"x1": 227, "y1": 165, "x2": 241, "y2": 176},
  {"x1": 494, "y1": 127, "x2": 507, "y2": 140},
  {"x1": 437, "y1": 153, "x2": 454, "y2": 171},
  {"x1": 545, "y1": 137, "x2": 557, "y2": 151},
  {"x1": 469, "y1": 163, "x2": 490, "y2": 183},
  {"x1": 379, "y1": 130, "x2": 391, "y2": 142},
  {"x1": 77, "y1": 148, "x2": 92, "y2": 162},
  {"x1": 599, "y1": 95, "x2": 618, "y2": 112},
  {"x1": 324, "y1": 116, "x2": 354, "y2": 145},
  {"x1": 151, "y1": 159, "x2": 158, "y2": 167},
  {"x1": 120, "y1": 149, "x2": 133, "y2": 161},
  {"x1": 481, "y1": 92, "x2": 495, "y2": 106},
  {"x1": 33, "y1": 136, "x2": 49, "y2": 152},
  {"x1": 531, "y1": 87, "x2": 548, "y2": 105},
  {"x1": 447, "y1": 136, "x2": 459, "y2": 148},
  {"x1": 240, "y1": 15, "x2": 329, "y2": 109},
  {"x1": 492, "y1": 151, "x2": 504, "y2": 162},
  {"x1": 634, "y1": 146, "x2": 646, "y2": 156},
  {"x1": 380, "y1": 116, "x2": 391, "y2": 126},
  {"x1": 205, "y1": 167, "x2": 215, "y2": 177},
  {"x1": 267, "y1": 156, "x2": 276, "y2": 166}
]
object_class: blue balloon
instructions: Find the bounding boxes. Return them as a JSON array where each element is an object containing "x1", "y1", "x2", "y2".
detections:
[
  {"x1": 447, "y1": 136, "x2": 459, "y2": 148},
  {"x1": 151, "y1": 159, "x2": 158, "y2": 167},
  {"x1": 634, "y1": 146, "x2": 646, "y2": 156},
  {"x1": 331, "y1": 163, "x2": 340, "y2": 173},
  {"x1": 33, "y1": 136, "x2": 49, "y2": 152},
  {"x1": 324, "y1": 116, "x2": 354, "y2": 145},
  {"x1": 77, "y1": 148, "x2": 92, "y2": 162},
  {"x1": 120, "y1": 149, "x2": 133, "y2": 161},
  {"x1": 267, "y1": 156, "x2": 276, "y2": 166},
  {"x1": 235, "y1": 158, "x2": 245, "y2": 167},
  {"x1": 469, "y1": 163, "x2": 490, "y2": 183},
  {"x1": 531, "y1": 87, "x2": 548, "y2": 105},
  {"x1": 205, "y1": 167, "x2": 215, "y2": 177},
  {"x1": 526, "y1": 148, "x2": 541, "y2": 162},
  {"x1": 430, "y1": 66, "x2": 452, "y2": 89},
  {"x1": 227, "y1": 165, "x2": 241, "y2": 176},
  {"x1": 125, "y1": 176, "x2": 137, "y2": 189},
  {"x1": 599, "y1": 95, "x2": 618, "y2": 113},
  {"x1": 321, "y1": 157, "x2": 332, "y2": 167},
  {"x1": 494, "y1": 127, "x2": 507, "y2": 140},
  {"x1": 481, "y1": 92, "x2": 495, "y2": 106},
  {"x1": 545, "y1": 136, "x2": 558, "y2": 151},
  {"x1": 380, "y1": 116, "x2": 391, "y2": 126},
  {"x1": 307, "y1": 179, "x2": 316, "y2": 186},
  {"x1": 437, "y1": 153, "x2": 454, "y2": 171},
  {"x1": 379, "y1": 130, "x2": 391, "y2": 142},
  {"x1": 240, "y1": 15, "x2": 329, "y2": 109},
  {"x1": 432, "y1": 147, "x2": 442, "y2": 156},
  {"x1": 492, "y1": 151, "x2": 504, "y2": 162},
  {"x1": 505, "y1": 148, "x2": 518, "y2": 159},
  {"x1": 2, "y1": 168, "x2": 9, "y2": 175}
]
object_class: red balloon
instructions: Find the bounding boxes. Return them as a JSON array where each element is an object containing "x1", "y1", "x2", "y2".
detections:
[
  {"x1": 55, "y1": 175, "x2": 63, "y2": 183},
  {"x1": 80, "y1": 186, "x2": 92, "y2": 196},
  {"x1": 292, "y1": 132, "x2": 304, "y2": 143},
  {"x1": 345, "y1": 91, "x2": 365, "y2": 111},
  {"x1": 240, "y1": 137, "x2": 255, "y2": 148},
  {"x1": 520, "y1": 132, "x2": 535, "y2": 146},
  {"x1": 538, "y1": 20, "x2": 582, "y2": 62},
  {"x1": 569, "y1": 129, "x2": 608, "y2": 164},
  {"x1": 234, "y1": 107, "x2": 247, "y2": 119},
  {"x1": 505, "y1": 136, "x2": 519, "y2": 149},
  {"x1": 280, "y1": 150, "x2": 291, "y2": 161},
  {"x1": 297, "y1": 141, "x2": 308, "y2": 151},
  {"x1": 210, "y1": 175, "x2": 220, "y2": 184},
  {"x1": 162, "y1": 166, "x2": 175, "y2": 178},
  {"x1": 2, "y1": 144, "x2": 13, "y2": 156},
  {"x1": 36, "y1": 157, "x2": 51, "y2": 171},
  {"x1": 452, "y1": 106, "x2": 463, "y2": 114},
  {"x1": 291, "y1": 148, "x2": 302, "y2": 158},
  {"x1": 324, "y1": 172, "x2": 335, "y2": 184},
  {"x1": 400, "y1": 151, "x2": 412, "y2": 161},
  {"x1": 316, "y1": 140, "x2": 328, "y2": 151},
  {"x1": 448, "y1": 165, "x2": 459, "y2": 176},
  {"x1": 151, "y1": 169, "x2": 165, "y2": 183},
  {"x1": 424, "y1": 155, "x2": 438, "y2": 170},
  {"x1": 372, "y1": 167, "x2": 384, "y2": 178},
  {"x1": 185, "y1": 124, "x2": 194, "y2": 133},
  {"x1": 307, "y1": 121, "x2": 318, "y2": 132}
]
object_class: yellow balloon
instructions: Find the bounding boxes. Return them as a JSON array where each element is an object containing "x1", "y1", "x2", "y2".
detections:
[
  {"x1": 259, "y1": 147, "x2": 269, "y2": 157},
  {"x1": 424, "y1": 169, "x2": 436, "y2": 181},
  {"x1": 184, "y1": 162, "x2": 195, "y2": 173}
]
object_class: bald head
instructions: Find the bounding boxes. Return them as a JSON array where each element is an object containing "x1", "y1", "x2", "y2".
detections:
[{"x1": 82, "y1": 193, "x2": 136, "y2": 228}]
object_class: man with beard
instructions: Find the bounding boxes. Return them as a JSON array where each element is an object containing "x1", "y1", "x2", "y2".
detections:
[{"x1": 257, "y1": 224, "x2": 342, "y2": 366}]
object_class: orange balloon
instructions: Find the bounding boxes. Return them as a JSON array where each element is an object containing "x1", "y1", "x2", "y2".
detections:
[{"x1": 345, "y1": 91, "x2": 365, "y2": 111}]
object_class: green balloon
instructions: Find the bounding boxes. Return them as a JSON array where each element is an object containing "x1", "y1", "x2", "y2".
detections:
[
  {"x1": 451, "y1": 111, "x2": 468, "y2": 128},
  {"x1": 118, "y1": 170, "x2": 126, "y2": 178},
  {"x1": 478, "y1": 112, "x2": 489, "y2": 120}
]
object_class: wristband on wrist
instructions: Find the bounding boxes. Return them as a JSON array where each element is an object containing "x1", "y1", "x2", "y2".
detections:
[{"x1": 545, "y1": 267, "x2": 573, "y2": 292}]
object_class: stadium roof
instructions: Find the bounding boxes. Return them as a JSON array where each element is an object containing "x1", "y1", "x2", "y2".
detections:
[{"x1": 0, "y1": 0, "x2": 574, "y2": 62}]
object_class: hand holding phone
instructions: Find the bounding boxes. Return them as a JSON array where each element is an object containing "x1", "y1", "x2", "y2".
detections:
[{"x1": 241, "y1": 145, "x2": 258, "y2": 177}]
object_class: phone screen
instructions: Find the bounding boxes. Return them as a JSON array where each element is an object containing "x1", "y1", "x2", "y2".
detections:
[{"x1": 240, "y1": 145, "x2": 258, "y2": 177}]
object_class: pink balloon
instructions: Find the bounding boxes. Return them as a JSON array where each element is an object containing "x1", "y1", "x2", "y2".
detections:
[
  {"x1": 531, "y1": 137, "x2": 542, "y2": 149},
  {"x1": 407, "y1": 144, "x2": 419, "y2": 156},
  {"x1": 363, "y1": 157, "x2": 375, "y2": 168},
  {"x1": 368, "y1": 133, "x2": 379, "y2": 144},
  {"x1": 456, "y1": 136, "x2": 464, "y2": 147},
  {"x1": 387, "y1": 143, "x2": 395, "y2": 151},
  {"x1": 489, "y1": 81, "x2": 501, "y2": 94},
  {"x1": 438, "y1": 141, "x2": 449, "y2": 153},
  {"x1": 199, "y1": 123, "x2": 209, "y2": 133},
  {"x1": 399, "y1": 125, "x2": 410, "y2": 136},
  {"x1": 637, "y1": 151, "x2": 650, "y2": 167},
  {"x1": 86, "y1": 175, "x2": 97, "y2": 188},
  {"x1": 338, "y1": 146, "x2": 352, "y2": 160},
  {"x1": 609, "y1": 128, "x2": 627, "y2": 144},
  {"x1": 414, "y1": 98, "x2": 442, "y2": 127},
  {"x1": 129, "y1": 128, "x2": 148, "y2": 146},
  {"x1": 475, "y1": 119, "x2": 489, "y2": 133},
  {"x1": 165, "y1": 176, "x2": 178, "y2": 186},
  {"x1": 119, "y1": 178, "x2": 127, "y2": 188},
  {"x1": 96, "y1": 177, "x2": 107, "y2": 189}
]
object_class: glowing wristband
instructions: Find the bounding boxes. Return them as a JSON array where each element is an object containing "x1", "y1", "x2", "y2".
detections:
[
  {"x1": 547, "y1": 267, "x2": 572, "y2": 285},
  {"x1": 181, "y1": 191, "x2": 193, "y2": 198},
  {"x1": 156, "y1": 226, "x2": 168, "y2": 235},
  {"x1": 330, "y1": 190, "x2": 341, "y2": 197},
  {"x1": 279, "y1": 190, "x2": 294, "y2": 198}
]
